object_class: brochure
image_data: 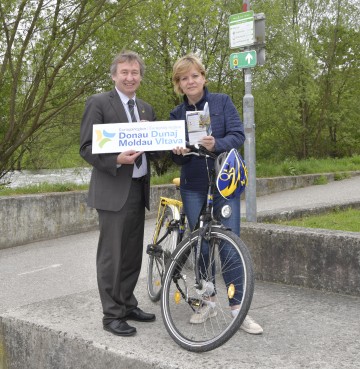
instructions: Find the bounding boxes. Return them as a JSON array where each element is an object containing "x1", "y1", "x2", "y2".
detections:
[{"x1": 186, "y1": 102, "x2": 211, "y2": 146}]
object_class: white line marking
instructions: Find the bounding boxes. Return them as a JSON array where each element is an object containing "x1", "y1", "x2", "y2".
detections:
[{"x1": 18, "y1": 264, "x2": 62, "y2": 276}]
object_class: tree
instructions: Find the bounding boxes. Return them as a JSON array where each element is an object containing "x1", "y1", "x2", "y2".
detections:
[
  {"x1": 312, "y1": 0, "x2": 360, "y2": 157},
  {"x1": 1, "y1": 0, "x2": 359, "y2": 179},
  {"x1": 252, "y1": 0, "x2": 360, "y2": 160},
  {"x1": 0, "y1": 0, "x2": 145, "y2": 178}
]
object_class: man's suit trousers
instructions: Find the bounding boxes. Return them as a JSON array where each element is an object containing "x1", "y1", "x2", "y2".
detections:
[{"x1": 96, "y1": 179, "x2": 145, "y2": 324}]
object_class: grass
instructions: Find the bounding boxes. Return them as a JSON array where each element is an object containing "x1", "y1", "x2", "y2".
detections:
[
  {"x1": 313, "y1": 175, "x2": 328, "y2": 185},
  {"x1": 151, "y1": 168, "x2": 180, "y2": 186},
  {"x1": 0, "y1": 182, "x2": 88, "y2": 196},
  {"x1": 270, "y1": 208, "x2": 360, "y2": 233},
  {"x1": 256, "y1": 155, "x2": 360, "y2": 177}
]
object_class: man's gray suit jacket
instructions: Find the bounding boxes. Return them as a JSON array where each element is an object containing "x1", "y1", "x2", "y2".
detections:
[{"x1": 80, "y1": 89, "x2": 156, "y2": 212}]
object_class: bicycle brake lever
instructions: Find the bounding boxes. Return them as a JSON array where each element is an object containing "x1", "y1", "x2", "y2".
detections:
[
  {"x1": 198, "y1": 145, "x2": 217, "y2": 159},
  {"x1": 185, "y1": 142, "x2": 197, "y2": 152}
]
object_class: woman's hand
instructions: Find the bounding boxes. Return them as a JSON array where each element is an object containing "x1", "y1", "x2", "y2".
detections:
[
  {"x1": 172, "y1": 146, "x2": 190, "y2": 156},
  {"x1": 199, "y1": 136, "x2": 215, "y2": 152}
]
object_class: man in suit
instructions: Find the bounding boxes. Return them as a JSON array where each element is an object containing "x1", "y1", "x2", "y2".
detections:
[{"x1": 80, "y1": 50, "x2": 156, "y2": 336}]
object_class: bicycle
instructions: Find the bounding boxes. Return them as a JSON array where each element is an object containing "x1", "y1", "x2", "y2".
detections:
[{"x1": 146, "y1": 145, "x2": 254, "y2": 352}]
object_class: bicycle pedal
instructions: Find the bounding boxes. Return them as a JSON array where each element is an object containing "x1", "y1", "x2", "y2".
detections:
[
  {"x1": 188, "y1": 298, "x2": 202, "y2": 307},
  {"x1": 146, "y1": 244, "x2": 163, "y2": 257}
]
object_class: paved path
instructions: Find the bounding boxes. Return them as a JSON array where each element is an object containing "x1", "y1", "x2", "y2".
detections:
[
  {"x1": 253, "y1": 175, "x2": 360, "y2": 215},
  {"x1": 1, "y1": 176, "x2": 360, "y2": 368}
]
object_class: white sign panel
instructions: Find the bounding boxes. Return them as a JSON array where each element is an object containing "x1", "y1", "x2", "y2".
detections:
[
  {"x1": 92, "y1": 120, "x2": 185, "y2": 154},
  {"x1": 229, "y1": 11, "x2": 255, "y2": 49}
]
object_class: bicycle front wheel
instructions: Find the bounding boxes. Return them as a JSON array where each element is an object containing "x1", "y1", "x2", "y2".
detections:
[
  {"x1": 161, "y1": 227, "x2": 254, "y2": 352},
  {"x1": 147, "y1": 205, "x2": 179, "y2": 302}
]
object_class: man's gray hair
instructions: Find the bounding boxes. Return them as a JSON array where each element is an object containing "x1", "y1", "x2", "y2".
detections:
[{"x1": 110, "y1": 50, "x2": 145, "y2": 77}]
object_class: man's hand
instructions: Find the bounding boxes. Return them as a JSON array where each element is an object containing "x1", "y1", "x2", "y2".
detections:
[{"x1": 117, "y1": 150, "x2": 144, "y2": 165}]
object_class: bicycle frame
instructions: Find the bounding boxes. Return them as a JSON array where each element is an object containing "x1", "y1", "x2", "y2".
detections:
[
  {"x1": 147, "y1": 196, "x2": 186, "y2": 259},
  {"x1": 152, "y1": 197, "x2": 184, "y2": 243}
]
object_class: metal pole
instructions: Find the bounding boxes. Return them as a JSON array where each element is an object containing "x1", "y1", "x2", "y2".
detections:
[
  {"x1": 241, "y1": 0, "x2": 257, "y2": 222},
  {"x1": 243, "y1": 65, "x2": 257, "y2": 222}
]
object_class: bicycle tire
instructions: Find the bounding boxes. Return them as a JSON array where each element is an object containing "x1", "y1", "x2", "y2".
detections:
[
  {"x1": 161, "y1": 226, "x2": 254, "y2": 352},
  {"x1": 147, "y1": 205, "x2": 180, "y2": 302}
]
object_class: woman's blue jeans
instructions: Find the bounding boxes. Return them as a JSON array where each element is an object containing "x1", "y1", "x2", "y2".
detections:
[{"x1": 180, "y1": 188, "x2": 243, "y2": 306}]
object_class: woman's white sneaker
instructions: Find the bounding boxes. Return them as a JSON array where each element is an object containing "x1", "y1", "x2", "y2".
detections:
[
  {"x1": 190, "y1": 304, "x2": 217, "y2": 324},
  {"x1": 240, "y1": 315, "x2": 263, "y2": 334}
]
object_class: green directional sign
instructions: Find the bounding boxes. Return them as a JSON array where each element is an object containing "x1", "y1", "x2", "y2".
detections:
[{"x1": 230, "y1": 50, "x2": 257, "y2": 69}]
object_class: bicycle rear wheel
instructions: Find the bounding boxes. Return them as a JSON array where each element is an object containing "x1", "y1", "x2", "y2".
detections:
[
  {"x1": 161, "y1": 227, "x2": 254, "y2": 352},
  {"x1": 147, "y1": 205, "x2": 179, "y2": 302}
]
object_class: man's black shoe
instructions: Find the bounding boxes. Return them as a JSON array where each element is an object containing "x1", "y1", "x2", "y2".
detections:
[
  {"x1": 103, "y1": 319, "x2": 136, "y2": 336},
  {"x1": 126, "y1": 307, "x2": 156, "y2": 322}
]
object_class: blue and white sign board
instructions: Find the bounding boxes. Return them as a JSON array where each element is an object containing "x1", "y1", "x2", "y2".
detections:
[{"x1": 92, "y1": 120, "x2": 186, "y2": 154}]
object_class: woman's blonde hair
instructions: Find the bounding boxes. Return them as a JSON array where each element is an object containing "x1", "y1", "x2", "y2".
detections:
[{"x1": 172, "y1": 53, "x2": 206, "y2": 95}]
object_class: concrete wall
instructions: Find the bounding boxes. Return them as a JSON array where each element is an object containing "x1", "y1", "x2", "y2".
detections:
[
  {"x1": 2, "y1": 172, "x2": 359, "y2": 250},
  {"x1": 241, "y1": 223, "x2": 360, "y2": 296},
  {"x1": 0, "y1": 185, "x2": 181, "y2": 250},
  {"x1": 0, "y1": 192, "x2": 98, "y2": 249},
  {"x1": 0, "y1": 320, "x2": 153, "y2": 369}
]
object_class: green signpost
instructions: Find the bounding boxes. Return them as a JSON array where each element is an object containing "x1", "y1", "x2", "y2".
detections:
[
  {"x1": 228, "y1": 2, "x2": 266, "y2": 222},
  {"x1": 229, "y1": 50, "x2": 257, "y2": 69}
]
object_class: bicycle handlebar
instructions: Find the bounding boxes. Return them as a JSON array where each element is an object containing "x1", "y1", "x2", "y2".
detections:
[{"x1": 185, "y1": 142, "x2": 217, "y2": 160}]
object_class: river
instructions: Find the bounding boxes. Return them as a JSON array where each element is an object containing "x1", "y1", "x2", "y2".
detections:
[{"x1": 1, "y1": 167, "x2": 91, "y2": 188}]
